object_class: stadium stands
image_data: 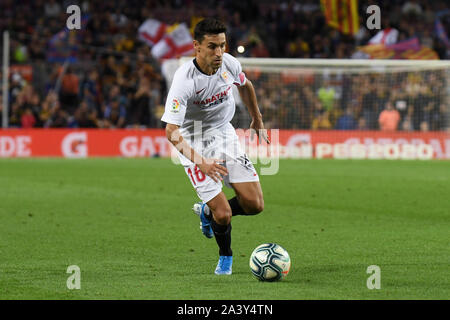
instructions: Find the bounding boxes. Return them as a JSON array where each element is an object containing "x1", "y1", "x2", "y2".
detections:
[{"x1": 0, "y1": 0, "x2": 449, "y2": 130}]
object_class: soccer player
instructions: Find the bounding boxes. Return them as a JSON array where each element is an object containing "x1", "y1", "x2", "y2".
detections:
[{"x1": 161, "y1": 18, "x2": 269, "y2": 275}]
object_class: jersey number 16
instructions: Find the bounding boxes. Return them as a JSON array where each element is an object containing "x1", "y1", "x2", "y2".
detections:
[{"x1": 187, "y1": 165, "x2": 206, "y2": 185}]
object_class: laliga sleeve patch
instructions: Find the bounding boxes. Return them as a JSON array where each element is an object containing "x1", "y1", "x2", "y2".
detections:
[
  {"x1": 234, "y1": 72, "x2": 246, "y2": 86},
  {"x1": 170, "y1": 98, "x2": 180, "y2": 113},
  {"x1": 239, "y1": 72, "x2": 246, "y2": 84}
]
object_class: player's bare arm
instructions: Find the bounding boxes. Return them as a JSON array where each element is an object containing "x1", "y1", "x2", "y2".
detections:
[
  {"x1": 165, "y1": 123, "x2": 228, "y2": 182},
  {"x1": 237, "y1": 80, "x2": 270, "y2": 144}
]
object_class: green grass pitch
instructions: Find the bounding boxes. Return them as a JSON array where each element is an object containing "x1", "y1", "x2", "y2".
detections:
[{"x1": 0, "y1": 158, "x2": 449, "y2": 299}]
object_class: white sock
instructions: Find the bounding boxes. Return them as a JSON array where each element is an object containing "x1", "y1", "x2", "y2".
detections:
[{"x1": 203, "y1": 203, "x2": 211, "y2": 218}]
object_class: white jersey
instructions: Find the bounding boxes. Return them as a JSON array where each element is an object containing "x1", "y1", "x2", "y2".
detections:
[
  {"x1": 161, "y1": 53, "x2": 259, "y2": 199},
  {"x1": 161, "y1": 52, "x2": 246, "y2": 139}
]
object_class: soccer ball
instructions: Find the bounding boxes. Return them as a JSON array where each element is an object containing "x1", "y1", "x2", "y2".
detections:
[{"x1": 249, "y1": 243, "x2": 291, "y2": 281}]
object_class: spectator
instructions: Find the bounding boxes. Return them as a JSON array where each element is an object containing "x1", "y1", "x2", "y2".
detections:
[
  {"x1": 10, "y1": 72, "x2": 25, "y2": 101},
  {"x1": 335, "y1": 108, "x2": 357, "y2": 130},
  {"x1": 411, "y1": 83, "x2": 433, "y2": 131},
  {"x1": 107, "y1": 84, "x2": 127, "y2": 107},
  {"x1": 361, "y1": 85, "x2": 378, "y2": 130},
  {"x1": 80, "y1": 69, "x2": 100, "y2": 111},
  {"x1": 357, "y1": 117, "x2": 368, "y2": 130},
  {"x1": 251, "y1": 41, "x2": 270, "y2": 58},
  {"x1": 317, "y1": 80, "x2": 336, "y2": 112},
  {"x1": 9, "y1": 91, "x2": 25, "y2": 128},
  {"x1": 74, "y1": 100, "x2": 98, "y2": 128},
  {"x1": 21, "y1": 108, "x2": 36, "y2": 128},
  {"x1": 284, "y1": 92, "x2": 302, "y2": 129},
  {"x1": 378, "y1": 101, "x2": 401, "y2": 131},
  {"x1": 46, "y1": 104, "x2": 68, "y2": 128},
  {"x1": 401, "y1": 0, "x2": 423, "y2": 16},
  {"x1": 44, "y1": 0, "x2": 62, "y2": 18},
  {"x1": 60, "y1": 67, "x2": 80, "y2": 114},
  {"x1": 40, "y1": 91, "x2": 58, "y2": 125},
  {"x1": 128, "y1": 77, "x2": 151, "y2": 128},
  {"x1": 312, "y1": 110, "x2": 332, "y2": 130},
  {"x1": 101, "y1": 55, "x2": 119, "y2": 88},
  {"x1": 401, "y1": 114, "x2": 414, "y2": 131},
  {"x1": 0, "y1": 95, "x2": 2, "y2": 125},
  {"x1": 102, "y1": 97, "x2": 126, "y2": 128},
  {"x1": 28, "y1": 92, "x2": 43, "y2": 127}
]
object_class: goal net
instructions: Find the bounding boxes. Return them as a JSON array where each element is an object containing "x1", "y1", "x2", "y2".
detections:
[
  {"x1": 234, "y1": 58, "x2": 450, "y2": 133},
  {"x1": 169, "y1": 57, "x2": 450, "y2": 160}
]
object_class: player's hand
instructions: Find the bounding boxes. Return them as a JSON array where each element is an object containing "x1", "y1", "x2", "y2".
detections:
[
  {"x1": 250, "y1": 118, "x2": 270, "y2": 144},
  {"x1": 199, "y1": 159, "x2": 228, "y2": 183}
]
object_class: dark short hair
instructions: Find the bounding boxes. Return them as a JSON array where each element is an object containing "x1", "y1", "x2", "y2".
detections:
[{"x1": 194, "y1": 18, "x2": 227, "y2": 43}]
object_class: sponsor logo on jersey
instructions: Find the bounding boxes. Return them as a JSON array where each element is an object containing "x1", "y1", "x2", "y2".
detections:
[
  {"x1": 195, "y1": 87, "x2": 206, "y2": 94},
  {"x1": 193, "y1": 86, "x2": 231, "y2": 108},
  {"x1": 171, "y1": 98, "x2": 180, "y2": 113}
]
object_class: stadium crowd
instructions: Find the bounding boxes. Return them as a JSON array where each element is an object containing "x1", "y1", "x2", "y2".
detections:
[
  {"x1": 0, "y1": 0, "x2": 449, "y2": 130},
  {"x1": 250, "y1": 68, "x2": 448, "y2": 132}
]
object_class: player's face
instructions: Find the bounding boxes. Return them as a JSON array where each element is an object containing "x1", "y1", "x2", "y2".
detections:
[{"x1": 195, "y1": 33, "x2": 226, "y2": 72}]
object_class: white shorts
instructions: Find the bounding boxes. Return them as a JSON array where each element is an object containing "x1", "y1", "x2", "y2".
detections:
[{"x1": 182, "y1": 124, "x2": 259, "y2": 203}]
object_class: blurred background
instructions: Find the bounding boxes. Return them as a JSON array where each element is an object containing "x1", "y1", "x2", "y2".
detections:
[{"x1": 0, "y1": 0, "x2": 449, "y2": 132}]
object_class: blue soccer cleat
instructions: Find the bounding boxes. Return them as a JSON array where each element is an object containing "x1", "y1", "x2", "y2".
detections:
[
  {"x1": 192, "y1": 202, "x2": 213, "y2": 239},
  {"x1": 215, "y1": 256, "x2": 233, "y2": 275}
]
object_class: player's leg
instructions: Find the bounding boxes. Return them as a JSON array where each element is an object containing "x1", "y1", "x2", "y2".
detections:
[
  {"x1": 229, "y1": 181, "x2": 264, "y2": 215},
  {"x1": 184, "y1": 160, "x2": 233, "y2": 274},
  {"x1": 185, "y1": 163, "x2": 218, "y2": 239},
  {"x1": 207, "y1": 191, "x2": 232, "y2": 253},
  {"x1": 206, "y1": 191, "x2": 233, "y2": 275},
  {"x1": 221, "y1": 124, "x2": 264, "y2": 216},
  {"x1": 192, "y1": 201, "x2": 214, "y2": 238},
  {"x1": 223, "y1": 148, "x2": 263, "y2": 216}
]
